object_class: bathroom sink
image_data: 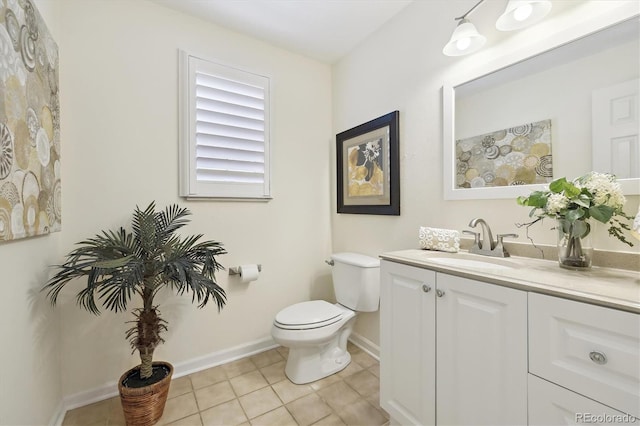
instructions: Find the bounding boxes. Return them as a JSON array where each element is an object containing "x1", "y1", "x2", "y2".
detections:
[{"x1": 425, "y1": 254, "x2": 521, "y2": 271}]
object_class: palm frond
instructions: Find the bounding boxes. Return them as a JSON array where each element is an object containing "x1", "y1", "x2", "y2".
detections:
[
  {"x1": 156, "y1": 204, "x2": 191, "y2": 245},
  {"x1": 132, "y1": 202, "x2": 158, "y2": 257}
]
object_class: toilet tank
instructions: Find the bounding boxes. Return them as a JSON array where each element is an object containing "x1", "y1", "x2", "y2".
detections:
[{"x1": 330, "y1": 252, "x2": 380, "y2": 312}]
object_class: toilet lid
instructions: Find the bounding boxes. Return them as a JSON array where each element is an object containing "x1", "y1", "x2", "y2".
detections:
[{"x1": 275, "y1": 300, "x2": 344, "y2": 329}]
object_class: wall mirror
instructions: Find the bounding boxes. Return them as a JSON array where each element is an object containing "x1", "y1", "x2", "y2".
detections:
[{"x1": 443, "y1": 17, "x2": 639, "y2": 200}]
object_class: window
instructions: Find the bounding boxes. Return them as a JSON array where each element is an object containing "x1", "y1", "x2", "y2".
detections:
[{"x1": 179, "y1": 51, "x2": 271, "y2": 200}]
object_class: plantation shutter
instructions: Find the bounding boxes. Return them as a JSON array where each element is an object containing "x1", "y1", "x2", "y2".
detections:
[{"x1": 180, "y1": 52, "x2": 271, "y2": 199}]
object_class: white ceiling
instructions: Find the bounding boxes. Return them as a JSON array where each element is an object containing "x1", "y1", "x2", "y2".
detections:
[{"x1": 149, "y1": 0, "x2": 414, "y2": 63}]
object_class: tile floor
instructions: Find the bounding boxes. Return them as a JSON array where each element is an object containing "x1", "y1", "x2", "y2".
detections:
[{"x1": 62, "y1": 343, "x2": 389, "y2": 426}]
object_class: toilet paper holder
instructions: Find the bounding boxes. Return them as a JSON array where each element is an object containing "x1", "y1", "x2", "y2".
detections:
[{"x1": 229, "y1": 265, "x2": 262, "y2": 275}]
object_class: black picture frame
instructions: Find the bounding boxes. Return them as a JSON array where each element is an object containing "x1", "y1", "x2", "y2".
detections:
[{"x1": 336, "y1": 111, "x2": 400, "y2": 215}]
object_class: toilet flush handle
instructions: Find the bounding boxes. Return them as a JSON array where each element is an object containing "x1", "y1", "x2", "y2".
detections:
[{"x1": 325, "y1": 259, "x2": 334, "y2": 266}]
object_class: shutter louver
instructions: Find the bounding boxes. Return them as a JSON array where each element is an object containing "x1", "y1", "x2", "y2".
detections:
[
  {"x1": 180, "y1": 52, "x2": 271, "y2": 199},
  {"x1": 195, "y1": 73, "x2": 265, "y2": 184}
]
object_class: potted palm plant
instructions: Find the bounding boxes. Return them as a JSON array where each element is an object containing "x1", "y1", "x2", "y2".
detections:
[{"x1": 44, "y1": 202, "x2": 227, "y2": 425}]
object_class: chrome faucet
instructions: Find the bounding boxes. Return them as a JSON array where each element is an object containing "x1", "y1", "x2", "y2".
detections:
[{"x1": 464, "y1": 218, "x2": 518, "y2": 258}]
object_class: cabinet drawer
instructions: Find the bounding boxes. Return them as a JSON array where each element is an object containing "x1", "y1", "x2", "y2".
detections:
[
  {"x1": 528, "y1": 374, "x2": 638, "y2": 426},
  {"x1": 529, "y1": 293, "x2": 640, "y2": 417}
]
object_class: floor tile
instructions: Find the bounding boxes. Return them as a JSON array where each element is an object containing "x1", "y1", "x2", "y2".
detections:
[
  {"x1": 335, "y1": 398, "x2": 387, "y2": 426},
  {"x1": 316, "y1": 381, "x2": 360, "y2": 412},
  {"x1": 260, "y1": 360, "x2": 287, "y2": 384},
  {"x1": 250, "y1": 348, "x2": 285, "y2": 368},
  {"x1": 343, "y1": 369, "x2": 379, "y2": 397},
  {"x1": 189, "y1": 365, "x2": 227, "y2": 390},
  {"x1": 195, "y1": 380, "x2": 236, "y2": 411},
  {"x1": 310, "y1": 413, "x2": 346, "y2": 426},
  {"x1": 168, "y1": 376, "x2": 193, "y2": 399},
  {"x1": 201, "y1": 399, "x2": 247, "y2": 426},
  {"x1": 336, "y1": 360, "x2": 363, "y2": 378},
  {"x1": 224, "y1": 358, "x2": 257, "y2": 378},
  {"x1": 366, "y1": 391, "x2": 388, "y2": 418},
  {"x1": 165, "y1": 413, "x2": 203, "y2": 426},
  {"x1": 250, "y1": 406, "x2": 298, "y2": 426},
  {"x1": 286, "y1": 393, "x2": 333, "y2": 426},
  {"x1": 351, "y1": 351, "x2": 378, "y2": 368},
  {"x1": 158, "y1": 392, "x2": 199, "y2": 425},
  {"x1": 272, "y1": 379, "x2": 314, "y2": 404},
  {"x1": 276, "y1": 346, "x2": 289, "y2": 358},
  {"x1": 106, "y1": 396, "x2": 126, "y2": 426},
  {"x1": 368, "y1": 363, "x2": 380, "y2": 378},
  {"x1": 230, "y1": 370, "x2": 269, "y2": 396},
  {"x1": 63, "y1": 399, "x2": 111, "y2": 425},
  {"x1": 239, "y1": 387, "x2": 283, "y2": 419},
  {"x1": 308, "y1": 373, "x2": 341, "y2": 391}
]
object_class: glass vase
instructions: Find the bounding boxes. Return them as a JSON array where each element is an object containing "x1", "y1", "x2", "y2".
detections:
[{"x1": 557, "y1": 218, "x2": 593, "y2": 270}]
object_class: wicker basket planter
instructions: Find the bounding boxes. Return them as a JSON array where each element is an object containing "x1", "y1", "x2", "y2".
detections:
[{"x1": 118, "y1": 361, "x2": 173, "y2": 426}]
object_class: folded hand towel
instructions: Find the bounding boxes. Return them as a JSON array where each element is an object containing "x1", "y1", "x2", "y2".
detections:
[{"x1": 419, "y1": 227, "x2": 460, "y2": 253}]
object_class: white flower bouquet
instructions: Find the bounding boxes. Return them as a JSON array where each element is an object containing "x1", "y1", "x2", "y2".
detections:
[{"x1": 517, "y1": 172, "x2": 634, "y2": 247}]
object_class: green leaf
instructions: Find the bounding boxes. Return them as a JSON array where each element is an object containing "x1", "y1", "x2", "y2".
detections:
[
  {"x1": 549, "y1": 178, "x2": 567, "y2": 193},
  {"x1": 589, "y1": 205, "x2": 615, "y2": 223},
  {"x1": 571, "y1": 220, "x2": 590, "y2": 238},
  {"x1": 565, "y1": 209, "x2": 585, "y2": 222},
  {"x1": 527, "y1": 192, "x2": 548, "y2": 208},
  {"x1": 563, "y1": 181, "x2": 581, "y2": 198}
]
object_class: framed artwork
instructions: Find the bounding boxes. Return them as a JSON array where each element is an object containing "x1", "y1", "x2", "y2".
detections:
[
  {"x1": 0, "y1": 0, "x2": 61, "y2": 242},
  {"x1": 336, "y1": 111, "x2": 399, "y2": 215}
]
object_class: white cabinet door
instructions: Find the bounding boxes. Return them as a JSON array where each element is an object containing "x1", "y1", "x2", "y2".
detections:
[
  {"x1": 529, "y1": 374, "x2": 639, "y2": 426},
  {"x1": 380, "y1": 260, "x2": 436, "y2": 426},
  {"x1": 436, "y1": 273, "x2": 528, "y2": 426}
]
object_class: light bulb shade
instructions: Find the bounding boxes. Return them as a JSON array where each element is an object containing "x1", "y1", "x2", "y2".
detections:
[
  {"x1": 443, "y1": 19, "x2": 487, "y2": 56},
  {"x1": 496, "y1": 0, "x2": 552, "y2": 31}
]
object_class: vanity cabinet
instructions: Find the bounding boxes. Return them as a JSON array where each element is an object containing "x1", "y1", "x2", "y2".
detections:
[{"x1": 380, "y1": 260, "x2": 527, "y2": 426}]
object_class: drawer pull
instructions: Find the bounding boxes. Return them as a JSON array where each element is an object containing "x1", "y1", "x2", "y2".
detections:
[
  {"x1": 422, "y1": 284, "x2": 431, "y2": 293},
  {"x1": 436, "y1": 289, "x2": 445, "y2": 297},
  {"x1": 589, "y1": 351, "x2": 607, "y2": 365}
]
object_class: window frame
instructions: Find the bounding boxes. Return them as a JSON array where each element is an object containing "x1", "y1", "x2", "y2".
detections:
[{"x1": 178, "y1": 50, "x2": 272, "y2": 201}]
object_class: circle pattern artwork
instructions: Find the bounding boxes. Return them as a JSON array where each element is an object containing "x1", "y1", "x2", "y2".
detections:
[
  {"x1": 0, "y1": 0, "x2": 60, "y2": 241},
  {"x1": 455, "y1": 119, "x2": 553, "y2": 188}
]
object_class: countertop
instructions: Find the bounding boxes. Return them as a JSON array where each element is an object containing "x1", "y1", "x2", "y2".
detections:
[{"x1": 380, "y1": 249, "x2": 640, "y2": 314}]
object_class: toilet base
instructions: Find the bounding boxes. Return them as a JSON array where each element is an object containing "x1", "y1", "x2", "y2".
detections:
[{"x1": 284, "y1": 343, "x2": 352, "y2": 384}]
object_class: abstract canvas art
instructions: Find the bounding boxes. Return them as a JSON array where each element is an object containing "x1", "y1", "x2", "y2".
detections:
[
  {"x1": 0, "y1": 0, "x2": 60, "y2": 241},
  {"x1": 455, "y1": 119, "x2": 553, "y2": 189}
]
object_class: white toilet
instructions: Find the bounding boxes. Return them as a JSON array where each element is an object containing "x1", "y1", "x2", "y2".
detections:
[{"x1": 271, "y1": 252, "x2": 380, "y2": 384}]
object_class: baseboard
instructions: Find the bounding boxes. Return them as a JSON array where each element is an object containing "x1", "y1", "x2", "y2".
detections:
[
  {"x1": 349, "y1": 332, "x2": 380, "y2": 360},
  {"x1": 59, "y1": 336, "x2": 277, "y2": 418}
]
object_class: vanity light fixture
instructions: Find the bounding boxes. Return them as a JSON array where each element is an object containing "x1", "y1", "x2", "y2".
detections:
[
  {"x1": 442, "y1": 0, "x2": 487, "y2": 57},
  {"x1": 496, "y1": 0, "x2": 552, "y2": 31}
]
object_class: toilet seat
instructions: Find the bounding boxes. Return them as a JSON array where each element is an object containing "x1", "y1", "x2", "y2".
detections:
[{"x1": 274, "y1": 300, "x2": 345, "y2": 330}]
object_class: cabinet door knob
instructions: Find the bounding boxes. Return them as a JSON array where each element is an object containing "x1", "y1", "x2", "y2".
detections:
[
  {"x1": 422, "y1": 284, "x2": 431, "y2": 293},
  {"x1": 436, "y1": 289, "x2": 445, "y2": 297},
  {"x1": 589, "y1": 351, "x2": 607, "y2": 365}
]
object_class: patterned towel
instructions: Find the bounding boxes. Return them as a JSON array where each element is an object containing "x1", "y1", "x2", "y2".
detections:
[{"x1": 419, "y1": 227, "x2": 460, "y2": 253}]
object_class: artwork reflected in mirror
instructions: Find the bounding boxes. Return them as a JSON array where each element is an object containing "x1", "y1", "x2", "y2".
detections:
[{"x1": 455, "y1": 119, "x2": 553, "y2": 189}]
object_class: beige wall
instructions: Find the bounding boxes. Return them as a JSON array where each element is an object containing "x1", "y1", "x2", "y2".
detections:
[
  {"x1": 332, "y1": 0, "x2": 640, "y2": 344},
  {"x1": 54, "y1": 0, "x2": 333, "y2": 397}
]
